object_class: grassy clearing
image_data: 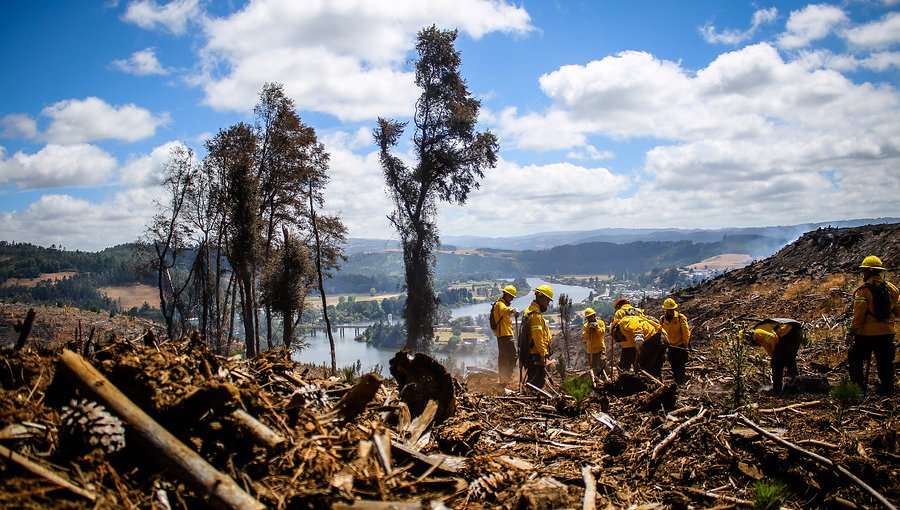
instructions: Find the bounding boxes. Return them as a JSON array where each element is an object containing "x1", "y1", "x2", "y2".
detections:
[
  {"x1": 3, "y1": 271, "x2": 79, "y2": 287},
  {"x1": 99, "y1": 284, "x2": 159, "y2": 310}
]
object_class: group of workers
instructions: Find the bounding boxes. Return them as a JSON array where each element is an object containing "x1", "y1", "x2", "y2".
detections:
[{"x1": 490, "y1": 255, "x2": 898, "y2": 397}]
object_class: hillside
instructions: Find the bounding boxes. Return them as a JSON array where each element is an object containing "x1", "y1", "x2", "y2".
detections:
[{"x1": 652, "y1": 223, "x2": 900, "y2": 343}]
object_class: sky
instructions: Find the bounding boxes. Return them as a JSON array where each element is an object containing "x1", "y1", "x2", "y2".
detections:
[{"x1": 1, "y1": 0, "x2": 899, "y2": 251}]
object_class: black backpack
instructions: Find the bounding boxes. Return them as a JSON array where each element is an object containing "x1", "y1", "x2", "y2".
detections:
[
  {"x1": 488, "y1": 301, "x2": 499, "y2": 330},
  {"x1": 517, "y1": 311, "x2": 538, "y2": 364},
  {"x1": 864, "y1": 282, "x2": 892, "y2": 321}
]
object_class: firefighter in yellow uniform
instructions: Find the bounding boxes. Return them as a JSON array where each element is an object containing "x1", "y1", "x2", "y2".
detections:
[
  {"x1": 611, "y1": 314, "x2": 668, "y2": 379},
  {"x1": 491, "y1": 285, "x2": 520, "y2": 386},
  {"x1": 613, "y1": 298, "x2": 636, "y2": 321},
  {"x1": 582, "y1": 308, "x2": 607, "y2": 378},
  {"x1": 846, "y1": 256, "x2": 899, "y2": 396},
  {"x1": 520, "y1": 285, "x2": 553, "y2": 389},
  {"x1": 659, "y1": 298, "x2": 691, "y2": 385},
  {"x1": 741, "y1": 318, "x2": 802, "y2": 394}
]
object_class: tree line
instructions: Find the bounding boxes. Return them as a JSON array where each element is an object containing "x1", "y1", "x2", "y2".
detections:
[{"x1": 142, "y1": 83, "x2": 346, "y2": 367}]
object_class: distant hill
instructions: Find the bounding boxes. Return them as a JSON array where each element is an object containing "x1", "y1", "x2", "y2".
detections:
[{"x1": 439, "y1": 218, "x2": 900, "y2": 251}]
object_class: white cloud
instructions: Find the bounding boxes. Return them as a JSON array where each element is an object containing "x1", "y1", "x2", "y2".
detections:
[
  {"x1": 42, "y1": 97, "x2": 170, "y2": 144},
  {"x1": 0, "y1": 188, "x2": 160, "y2": 251},
  {"x1": 700, "y1": 7, "x2": 778, "y2": 45},
  {"x1": 122, "y1": 0, "x2": 202, "y2": 35},
  {"x1": 0, "y1": 144, "x2": 118, "y2": 189},
  {"x1": 195, "y1": 0, "x2": 532, "y2": 120},
  {"x1": 120, "y1": 140, "x2": 185, "y2": 187},
  {"x1": 0, "y1": 114, "x2": 39, "y2": 140},
  {"x1": 776, "y1": 4, "x2": 848, "y2": 49},
  {"x1": 797, "y1": 49, "x2": 900, "y2": 72},
  {"x1": 112, "y1": 47, "x2": 169, "y2": 75},
  {"x1": 842, "y1": 11, "x2": 900, "y2": 49}
]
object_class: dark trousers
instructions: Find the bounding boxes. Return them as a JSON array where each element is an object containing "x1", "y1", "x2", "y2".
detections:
[
  {"x1": 638, "y1": 332, "x2": 667, "y2": 380},
  {"x1": 619, "y1": 347, "x2": 636, "y2": 372},
  {"x1": 771, "y1": 330, "x2": 801, "y2": 392},
  {"x1": 589, "y1": 352, "x2": 607, "y2": 378},
  {"x1": 849, "y1": 334, "x2": 895, "y2": 395},
  {"x1": 668, "y1": 345, "x2": 688, "y2": 384},
  {"x1": 497, "y1": 335, "x2": 516, "y2": 384},
  {"x1": 524, "y1": 354, "x2": 546, "y2": 389}
]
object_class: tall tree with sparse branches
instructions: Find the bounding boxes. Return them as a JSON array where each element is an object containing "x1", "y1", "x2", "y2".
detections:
[{"x1": 375, "y1": 26, "x2": 499, "y2": 352}]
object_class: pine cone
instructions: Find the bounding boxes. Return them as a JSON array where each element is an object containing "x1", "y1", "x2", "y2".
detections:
[{"x1": 59, "y1": 399, "x2": 126, "y2": 455}]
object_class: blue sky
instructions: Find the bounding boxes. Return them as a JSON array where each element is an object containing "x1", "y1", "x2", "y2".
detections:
[{"x1": 1, "y1": 0, "x2": 898, "y2": 251}]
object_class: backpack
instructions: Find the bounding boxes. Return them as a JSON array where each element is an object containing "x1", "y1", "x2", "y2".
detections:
[
  {"x1": 864, "y1": 282, "x2": 892, "y2": 321},
  {"x1": 517, "y1": 311, "x2": 538, "y2": 365},
  {"x1": 488, "y1": 301, "x2": 499, "y2": 331}
]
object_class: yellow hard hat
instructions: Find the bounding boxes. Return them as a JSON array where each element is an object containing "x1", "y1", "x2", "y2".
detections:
[
  {"x1": 859, "y1": 255, "x2": 886, "y2": 271},
  {"x1": 534, "y1": 284, "x2": 554, "y2": 300},
  {"x1": 502, "y1": 285, "x2": 517, "y2": 298},
  {"x1": 584, "y1": 308, "x2": 596, "y2": 317},
  {"x1": 662, "y1": 298, "x2": 678, "y2": 310}
]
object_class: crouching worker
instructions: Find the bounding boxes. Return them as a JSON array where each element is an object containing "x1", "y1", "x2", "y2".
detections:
[
  {"x1": 611, "y1": 315, "x2": 668, "y2": 379},
  {"x1": 582, "y1": 308, "x2": 607, "y2": 379},
  {"x1": 741, "y1": 318, "x2": 803, "y2": 394},
  {"x1": 518, "y1": 285, "x2": 554, "y2": 390}
]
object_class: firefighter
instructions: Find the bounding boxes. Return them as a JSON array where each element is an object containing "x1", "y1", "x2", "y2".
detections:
[
  {"x1": 611, "y1": 314, "x2": 668, "y2": 379},
  {"x1": 582, "y1": 308, "x2": 607, "y2": 378},
  {"x1": 613, "y1": 298, "x2": 636, "y2": 321},
  {"x1": 846, "y1": 255, "x2": 899, "y2": 396},
  {"x1": 491, "y1": 285, "x2": 520, "y2": 387},
  {"x1": 520, "y1": 285, "x2": 553, "y2": 390},
  {"x1": 741, "y1": 318, "x2": 803, "y2": 394},
  {"x1": 659, "y1": 298, "x2": 691, "y2": 385}
]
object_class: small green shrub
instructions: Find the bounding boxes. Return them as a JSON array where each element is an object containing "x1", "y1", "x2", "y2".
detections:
[
  {"x1": 831, "y1": 376, "x2": 863, "y2": 425},
  {"x1": 753, "y1": 479, "x2": 789, "y2": 510},
  {"x1": 562, "y1": 373, "x2": 592, "y2": 412},
  {"x1": 340, "y1": 360, "x2": 363, "y2": 384}
]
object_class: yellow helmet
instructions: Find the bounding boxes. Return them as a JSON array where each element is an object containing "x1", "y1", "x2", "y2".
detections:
[
  {"x1": 859, "y1": 255, "x2": 886, "y2": 271},
  {"x1": 584, "y1": 308, "x2": 596, "y2": 317},
  {"x1": 534, "y1": 284, "x2": 554, "y2": 300},
  {"x1": 502, "y1": 285, "x2": 517, "y2": 298},
  {"x1": 662, "y1": 298, "x2": 678, "y2": 310}
]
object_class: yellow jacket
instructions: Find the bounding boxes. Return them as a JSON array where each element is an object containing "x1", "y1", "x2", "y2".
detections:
[
  {"x1": 660, "y1": 311, "x2": 690, "y2": 347},
  {"x1": 582, "y1": 319, "x2": 606, "y2": 354},
  {"x1": 614, "y1": 304, "x2": 636, "y2": 321},
  {"x1": 524, "y1": 301, "x2": 551, "y2": 355},
  {"x1": 491, "y1": 298, "x2": 515, "y2": 337},
  {"x1": 615, "y1": 315, "x2": 663, "y2": 349},
  {"x1": 750, "y1": 322, "x2": 797, "y2": 357},
  {"x1": 850, "y1": 274, "x2": 900, "y2": 336}
]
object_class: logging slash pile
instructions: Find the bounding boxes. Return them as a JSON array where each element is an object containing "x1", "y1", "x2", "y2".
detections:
[{"x1": 1, "y1": 321, "x2": 898, "y2": 510}]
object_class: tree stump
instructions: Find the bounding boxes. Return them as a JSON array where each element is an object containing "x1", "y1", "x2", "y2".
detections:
[{"x1": 389, "y1": 352, "x2": 456, "y2": 423}]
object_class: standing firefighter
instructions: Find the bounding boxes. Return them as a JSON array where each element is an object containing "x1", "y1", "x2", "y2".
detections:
[
  {"x1": 582, "y1": 308, "x2": 607, "y2": 378},
  {"x1": 491, "y1": 285, "x2": 520, "y2": 387},
  {"x1": 518, "y1": 285, "x2": 554, "y2": 390},
  {"x1": 659, "y1": 298, "x2": 691, "y2": 385},
  {"x1": 611, "y1": 315, "x2": 668, "y2": 379},
  {"x1": 846, "y1": 255, "x2": 899, "y2": 396},
  {"x1": 741, "y1": 318, "x2": 803, "y2": 394}
]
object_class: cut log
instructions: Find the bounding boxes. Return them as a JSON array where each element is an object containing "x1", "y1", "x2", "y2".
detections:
[
  {"x1": 231, "y1": 409, "x2": 285, "y2": 448},
  {"x1": 638, "y1": 382, "x2": 677, "y2": 413},
  {"x1": 0, "y1": 443, "x2": 96, "y2": 501},
  {"x1": 57, "y1": 349, "x2": 264, "y2": 510},
  {"x1": 650, "y1": 407, "x2": 707, "y2": 463},
  {"x1": 390, "y1": 441, "x2": 468, "y2": 474}
]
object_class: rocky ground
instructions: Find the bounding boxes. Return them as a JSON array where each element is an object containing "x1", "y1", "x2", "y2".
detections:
[{"x1": 0, "y1": 222, "x2": 898, "y2": 509}]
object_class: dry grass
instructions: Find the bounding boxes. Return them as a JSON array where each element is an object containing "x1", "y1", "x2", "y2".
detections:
[
  {"x1": 2, "y1": 271, "x2": 79, "y2": 287},
  {"x1": 99, "y1": 284, "x2": 159, "y2": 310},
  {"x1": 687, "y1": 253, "x2": 753, "y2": 270}
]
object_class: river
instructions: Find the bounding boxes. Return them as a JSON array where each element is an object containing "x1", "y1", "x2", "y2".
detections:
[{"x1": 294, "y1": 277, "x2": 592, "y2": 372}]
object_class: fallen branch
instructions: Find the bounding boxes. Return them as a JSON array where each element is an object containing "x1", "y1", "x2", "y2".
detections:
[
  {"x1": 650, "y1": 407, "x2": 707, "y2": 463},
  {"x1": 582, "y1": 465, "x2": 599, "y2": 510},
  {"x1": 231, "y1": 409, "x2": 285, "y2": 448},
  {"x1": 58, "y1": 349, "x2": 264, "y2": 510},
  {"x1": 757, "y1": 400, "x2": 821, "y2": 414},
  {"x1": 683, "y1": 486, "x2": 752, "y2": 506},
  {"x1": 0, "y1": 443, "x2": 96, "y2": 501},
  {"x1": 738, "y1": 415, "x2": 897, "y2": 510}
]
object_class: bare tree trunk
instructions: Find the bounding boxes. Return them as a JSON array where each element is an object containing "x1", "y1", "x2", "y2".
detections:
[{"x1": 310, "y1": 182, "x2": 337, "y2": 373}]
